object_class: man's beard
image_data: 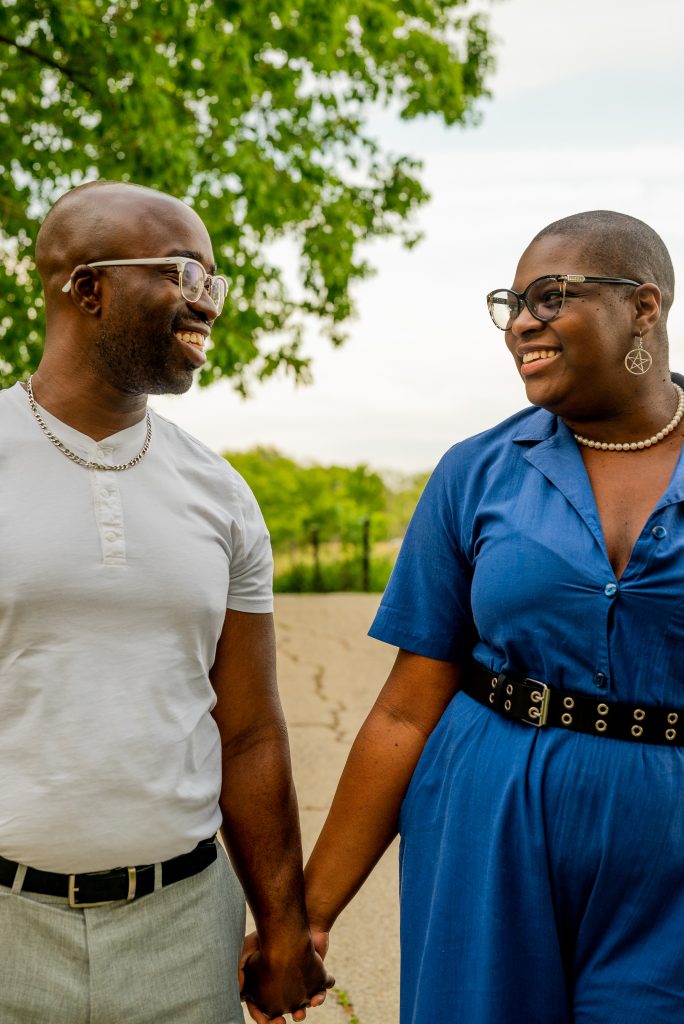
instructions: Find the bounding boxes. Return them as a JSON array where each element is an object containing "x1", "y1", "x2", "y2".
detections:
[{"x1": 94, "y1": 318, "x2": 194, "y2": 396}]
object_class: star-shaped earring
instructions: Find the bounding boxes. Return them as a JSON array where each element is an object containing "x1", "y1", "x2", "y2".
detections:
[{"x1": 625, "y1": 331, "x2": 652, "y2": 375}]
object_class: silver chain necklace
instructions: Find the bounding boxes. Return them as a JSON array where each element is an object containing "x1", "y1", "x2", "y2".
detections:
[{"x1": 26, "y1": 376, "x2": 152, "y2": 472}]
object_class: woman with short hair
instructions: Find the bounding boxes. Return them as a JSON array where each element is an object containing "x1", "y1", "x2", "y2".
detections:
[{"x1": 303, "y1": 211, "x2": 684, "y2": 1024}]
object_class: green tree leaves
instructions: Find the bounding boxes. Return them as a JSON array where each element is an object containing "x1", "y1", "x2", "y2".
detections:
[
  {"x1": 224, "y1": 446, "x2": 385, "y2": 549},
  {"x1": 0, "y1": 0, "x2": 494, "y2": 388},
  {"x1": 224, "y1": 445, "x2": 429, "y2": 590}
]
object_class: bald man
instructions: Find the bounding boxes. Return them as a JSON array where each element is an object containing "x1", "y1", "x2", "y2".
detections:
[{"x1": 0, "y1": 181, "x2": 331, "y2": 1024}]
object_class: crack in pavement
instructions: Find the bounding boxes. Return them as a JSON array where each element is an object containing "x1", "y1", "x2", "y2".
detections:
[
  {"x1": 278, "y1": 647, "x2": 348, "y2": 743},
  {"x1": 312, "y1": 663, "x2": 347, "y2": 744}
]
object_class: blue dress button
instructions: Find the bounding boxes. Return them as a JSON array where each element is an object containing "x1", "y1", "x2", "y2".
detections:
[
  {"x1": 593, "y1": 671, "x2": 607, "y2": 688},
  {"x1": 652, "y1": 525, "x2": 667, "y2": 539},
  {"x1": 604, "y1": 583, "x2": 618, "y2": 597}
]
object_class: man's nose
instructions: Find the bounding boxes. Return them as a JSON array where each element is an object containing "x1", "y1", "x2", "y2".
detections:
[{"x1": 188, "y1": 286, "x2": 219, "y2": 324}]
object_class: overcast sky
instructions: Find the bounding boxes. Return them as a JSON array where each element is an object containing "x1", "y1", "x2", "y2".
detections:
[{"x1": 152, "y1": 0, "x2": 684, "y2": 474}]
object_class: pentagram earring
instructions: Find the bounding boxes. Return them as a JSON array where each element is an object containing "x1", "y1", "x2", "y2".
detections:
[{"x1": 625, "y1": 330, "x2": 652, "y2": 375}]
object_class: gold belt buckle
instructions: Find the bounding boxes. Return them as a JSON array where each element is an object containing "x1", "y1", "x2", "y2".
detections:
[
  {"x1": 68, "y1": 866, "x2": 137, "y2": 908},
  {"x1": 522, "y1": 678, "x2": 550, "y2": 727}
]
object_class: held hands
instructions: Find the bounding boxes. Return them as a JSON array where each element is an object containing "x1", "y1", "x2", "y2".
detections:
[{"x1": 240, "y1": 929, "x2": 333, "y2": 1023}]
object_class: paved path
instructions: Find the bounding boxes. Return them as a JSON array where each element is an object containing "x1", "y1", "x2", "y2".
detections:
[{"x1": 244, "y1": 594, "x2": 400, "y2": 1024}]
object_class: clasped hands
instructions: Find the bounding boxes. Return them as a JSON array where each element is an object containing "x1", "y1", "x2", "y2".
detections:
[{"x1": 240, "y1": 929, "x2": 333, "y2": 1023}]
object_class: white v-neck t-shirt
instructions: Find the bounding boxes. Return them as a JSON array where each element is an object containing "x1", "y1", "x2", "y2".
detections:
[{"x1": 0, "y1": 383, "x2": 273, "y2": 872}]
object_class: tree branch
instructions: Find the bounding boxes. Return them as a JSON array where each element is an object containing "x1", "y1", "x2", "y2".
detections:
[{"x1": 0, "y1": 34, "x2": 95, "y2": 96}]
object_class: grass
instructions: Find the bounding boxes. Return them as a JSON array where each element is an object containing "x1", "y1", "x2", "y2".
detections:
[
  {"x1": 334, "y1": 987, "x2": 361, "y2": 1023},
  {"x1": 273, "y1": 541, "x2": 399, "y2": 593}
]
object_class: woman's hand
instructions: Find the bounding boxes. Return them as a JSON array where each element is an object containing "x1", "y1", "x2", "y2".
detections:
[{"x1": 309, "y1": 926, "x2": 330, "y2": 962}]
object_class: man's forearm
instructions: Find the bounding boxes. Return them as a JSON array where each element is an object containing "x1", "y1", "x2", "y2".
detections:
[
  {"x1": 219, "y1": 723, "x2": 310, "y2": 950},
  {"x1": 210, "y1": 609, "x2": 333, "y2": 1017}
]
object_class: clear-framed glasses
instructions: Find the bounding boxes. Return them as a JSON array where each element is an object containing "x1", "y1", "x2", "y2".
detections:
[
  {"x1": 486, "y1": 274, "x2": 641, "y2": 331},
  {"x1": 61, "y1": 257, "x2": 228, "y2": 315}
]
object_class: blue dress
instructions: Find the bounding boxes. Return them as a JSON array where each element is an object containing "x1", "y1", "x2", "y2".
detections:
[{"x1": 369, "y1": 406, "x2": 684, "y2": 1024}]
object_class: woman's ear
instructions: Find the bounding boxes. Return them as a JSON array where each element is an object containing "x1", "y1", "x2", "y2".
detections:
[{"x1": 633, "y1": 282, "x2": 662, "y2": 336}]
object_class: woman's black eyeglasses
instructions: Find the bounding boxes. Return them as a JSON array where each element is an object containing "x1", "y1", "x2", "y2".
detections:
[{"x1": 486, "y1": 274, "x2": 640, "y2": 331}]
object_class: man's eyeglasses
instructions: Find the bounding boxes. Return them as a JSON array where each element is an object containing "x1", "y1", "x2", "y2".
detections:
[
  {"x1": 486, "y1": 274, "x2": 641, "y2": 331},
  {"x1": 62, "y1": 257, "x2": 228, "y2": 315}
]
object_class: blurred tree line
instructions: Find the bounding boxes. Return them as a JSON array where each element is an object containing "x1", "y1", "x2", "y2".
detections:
[{"x1": 224, "y1": 447, "x2": 428, "y2": 591}]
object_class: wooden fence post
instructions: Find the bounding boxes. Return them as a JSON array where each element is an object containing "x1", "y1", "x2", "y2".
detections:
[
  {"x1": 311, "y1": 526, "x2": 322, "y2": 591},
  {"x1": 362, "y1": 517, "x2": 370, "y2": 592}
]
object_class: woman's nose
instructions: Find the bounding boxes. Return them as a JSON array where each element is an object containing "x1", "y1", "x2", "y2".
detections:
[{"x1": 508, "y1": 302, "x2": 543, "y2": 336}]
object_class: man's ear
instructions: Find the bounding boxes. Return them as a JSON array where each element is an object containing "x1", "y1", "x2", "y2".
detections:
[{"x1": 66, "y1": 265, "x2": 103, "y2": 315}]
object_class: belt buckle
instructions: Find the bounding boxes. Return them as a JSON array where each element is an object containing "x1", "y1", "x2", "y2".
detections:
[
  {"x1": 521, "y1": 678, "x2": 550, "y2": 727},
  {"x1": 68, "y1": 867, "x2": 137, "y2": 908}
]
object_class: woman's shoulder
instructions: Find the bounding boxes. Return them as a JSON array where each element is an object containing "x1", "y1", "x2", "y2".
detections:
[
  {"x1": 439, "y1": 404, "x2": 554, "y2": 470},
  {"x1": 414, "y1": 406, "x2": 556, "y2": 518}
]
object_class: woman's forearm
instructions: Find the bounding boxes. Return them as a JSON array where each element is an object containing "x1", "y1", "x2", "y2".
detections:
[
  {"x1": 304, "y1": 650, "x2": 461, "y2": 932},
  {"x1": 304, "y1": 703, "x2": 426, "y2": 929}
]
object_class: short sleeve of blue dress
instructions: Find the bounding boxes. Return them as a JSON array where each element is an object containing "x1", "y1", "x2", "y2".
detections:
[
  {"x1": 368, "y1": 452, "x2": 478, "y2": 663},
  {"x1": 369, "y1": 405, "x2": 684, "y2": 1024}
]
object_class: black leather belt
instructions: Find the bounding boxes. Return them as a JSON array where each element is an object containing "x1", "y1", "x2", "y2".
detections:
[
  {"x1": 462, "y1": 662, "x2": 684, "y2": 746},
  {"x1": 0, "y1": 837, "x2": 217, "y2": 907}
]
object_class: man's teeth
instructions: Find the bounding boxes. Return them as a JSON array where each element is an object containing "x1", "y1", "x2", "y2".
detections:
[
  {"x1": 522, "y1": 349, "x2": 559, "y2": 364},
  {"x1": 175, "y1": 331, "x2": 205, "y2": 348}
]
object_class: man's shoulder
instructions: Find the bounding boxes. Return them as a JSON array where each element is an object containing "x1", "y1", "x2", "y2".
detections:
[
  {"x1": 150, "y1": 410, "x2": 249, "y2": 492},
  {"x1": 151, "y1": 409, "x2": 224, "y2": 461},
  {"x1": 0, "y1": 383, "x2": 32, "y2": 429},
  {"x1": 0, "y1": 383, "x2": 24, "y2": 410}
]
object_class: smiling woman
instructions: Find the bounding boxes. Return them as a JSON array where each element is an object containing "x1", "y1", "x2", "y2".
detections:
[
  {"x1": 302, "y1": 210, "x2": 684, "y2": 1024},
  {"x1": 503, "y1": 216, "x2": 674, "y2": 433}
]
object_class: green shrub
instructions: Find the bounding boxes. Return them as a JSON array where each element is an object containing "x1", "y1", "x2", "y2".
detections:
[{"x1": 274, "y1": 555, "x2": 395, "y2": 594}]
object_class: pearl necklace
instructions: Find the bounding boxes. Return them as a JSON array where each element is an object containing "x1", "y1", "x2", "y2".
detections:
[
  {"x1": 26, "y1": 376, "x2": 152, "y2": 471},
  {"x1": 573, "y1": 384, "x2": 684, "y2": 452}
]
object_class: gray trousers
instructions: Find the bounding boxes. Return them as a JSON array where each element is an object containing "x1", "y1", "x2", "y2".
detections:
[{"x1": 0, "y1": 843, "x2": 246, "y2": 1023}]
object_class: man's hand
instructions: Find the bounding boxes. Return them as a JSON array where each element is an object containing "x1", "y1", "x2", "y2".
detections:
[{"x1": 240, "y1": 932, "x2": 334, "y2": 1023}]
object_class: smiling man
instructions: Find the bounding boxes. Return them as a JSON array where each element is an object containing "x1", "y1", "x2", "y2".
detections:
[{"x1": 0, "y1": 181, "x2": 331, "y2": 1024}]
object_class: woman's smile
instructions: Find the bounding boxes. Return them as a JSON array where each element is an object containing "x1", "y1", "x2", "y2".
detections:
[{"x1": 519, "y1": 348, "x2": 562, "y2": 376}]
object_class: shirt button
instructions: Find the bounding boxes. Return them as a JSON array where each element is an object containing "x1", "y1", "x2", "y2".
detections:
[
  {"x1": 593, "y1": 671, "x2": 607, "y2": 689},
  {"x1": 652, "y1": 525, "x2": 667, "y2": 539},
  {"x1": 104, "y1": 531, "x2": 118, "y2": 542},
  {"x1": 604, "y1": 583, "x2": 618, "y2": 597}
]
